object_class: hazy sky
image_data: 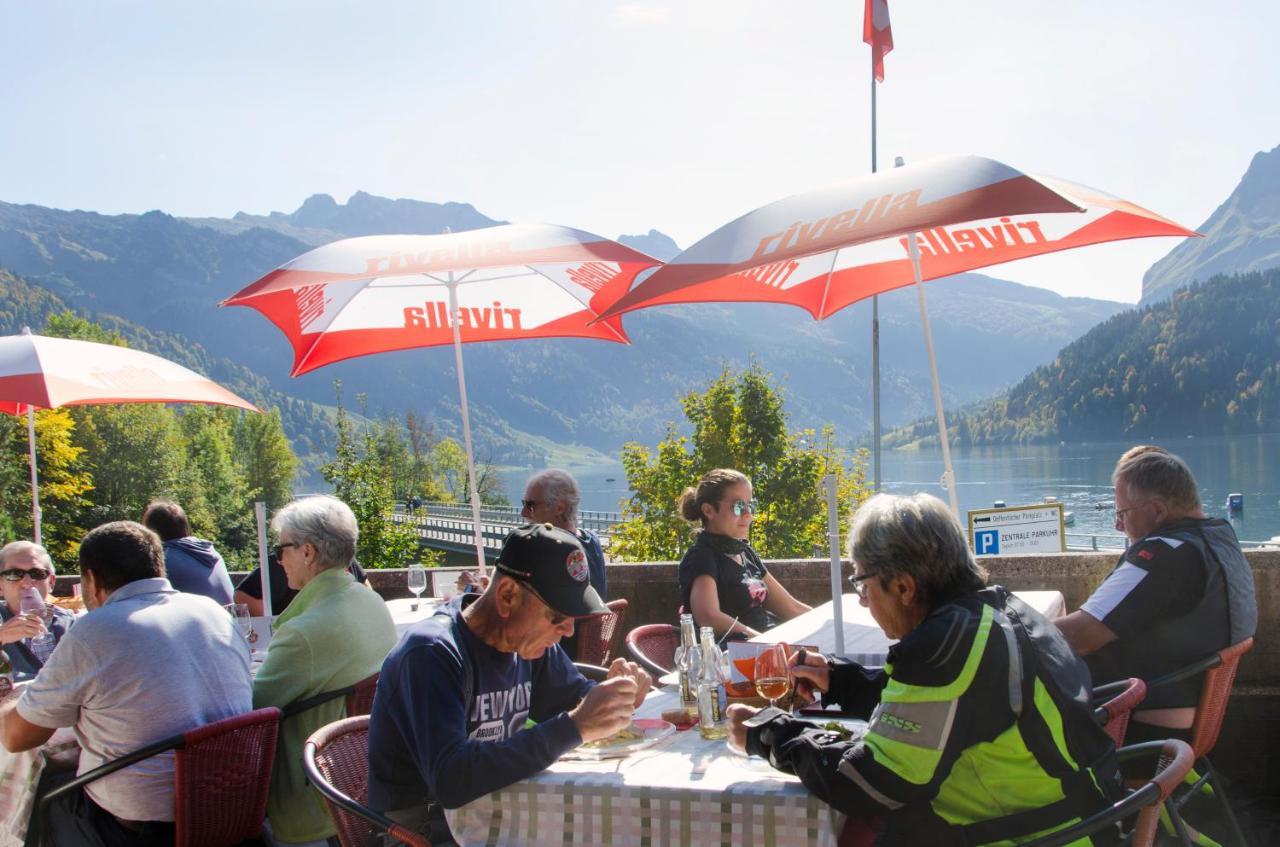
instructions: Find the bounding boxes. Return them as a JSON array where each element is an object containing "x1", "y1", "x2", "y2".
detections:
[{"x1": 4, "y1": 1, "x2": 1278, "y2": 303}]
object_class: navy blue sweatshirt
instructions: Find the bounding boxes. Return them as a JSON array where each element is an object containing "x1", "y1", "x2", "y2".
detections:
[{"x1": 367, "y1": 598, "x2": 593, "y2": 813}]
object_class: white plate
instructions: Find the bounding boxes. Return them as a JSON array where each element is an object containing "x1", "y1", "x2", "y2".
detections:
[{"x1": 563, "y1": 718, "x2": 676, "y2": 761}]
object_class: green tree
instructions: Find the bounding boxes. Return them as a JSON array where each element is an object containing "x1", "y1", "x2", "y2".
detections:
[
  {"x1": 430, "y1": 437, "x2": 509, "y2": 506},
  {"x1": 612, "y1": 363, "x2": 869, "y2": 561},
  {"x1": 0, "y1": 408, "x2": 94, "y2": 562},
  {"x1": 321, "y1": 385, "x2": 437, "y2": 569},
  {"x1": 233, "y1": 407, "x2": 298, "y2": 511}
]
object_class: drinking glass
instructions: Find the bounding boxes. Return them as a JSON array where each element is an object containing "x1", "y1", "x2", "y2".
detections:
[
  {"x1": 19, "y1": 588, "x2": 54, "y2": 650},
  {"x1": 407, "y1": 564, "x2": 427, "y2": 610},
  {"x1": 225, "y1": 602, "x2": 255, "y2": 644},
  {"x1": 754, "y1": 643, "x2": 791, "y2": 710}
]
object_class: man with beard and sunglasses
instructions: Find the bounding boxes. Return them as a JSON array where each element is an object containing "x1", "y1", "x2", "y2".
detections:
[{"x1": 368, "y1": 523, "x2": 650, "y2": 846}]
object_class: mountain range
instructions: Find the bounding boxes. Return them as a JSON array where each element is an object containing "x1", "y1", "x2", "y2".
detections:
[{"x1": 19, "y1": 146, "x2": 1279, "y2": 477}]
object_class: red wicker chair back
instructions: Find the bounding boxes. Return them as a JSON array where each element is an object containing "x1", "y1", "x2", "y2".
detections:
[
  {"x1": 173, "y1": 706, "x2": 281, "y2": 847},
  {"x1": 1190, "y1": 636, "x2": 1253, "y2": 758},
  {"x1": 625, "y1": 623, "x2": 679, "y2": 680},
  {"x1": 345, "y1": 673, "x2": 379, "y2": 717},
  {"x1": 1096, "y1": 677, "x2": 1146, "y2": 746},
  {"x1": 307, "y1": 716, "x2": 431, "y2": 847},
  {"x1": 575, "y1": 599, "x2": 629, "y2": 666}
]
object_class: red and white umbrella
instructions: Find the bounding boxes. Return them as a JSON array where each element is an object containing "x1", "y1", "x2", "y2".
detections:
[
  {"x1": 601, "y1": 155, "x2": 1194, "y2": 321},
  {"x1": 599, "y1": 155, "x2": 1196, "y2": 514},
  {"x1": 0, "y1": 328, "x2": 259, "y2": 543},
  {"x1": 223, "y1": 223, "x2": 661, "y2": 572}
]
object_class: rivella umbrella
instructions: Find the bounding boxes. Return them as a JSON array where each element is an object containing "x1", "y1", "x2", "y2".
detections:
[
  {"x1": 222, "y1": 224, "x2": 661, "y2": 573},
  {"x1": 0, "y1": 328, "x2": 260, "y2": 544},
  {"x1": 597, "y1": 154, "x2": 1195, "y2": 653}
]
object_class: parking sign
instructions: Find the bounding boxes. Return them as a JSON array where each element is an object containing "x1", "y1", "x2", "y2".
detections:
[{"x1": 967, "y1": 503, "x2": 1066, "y2": 556}]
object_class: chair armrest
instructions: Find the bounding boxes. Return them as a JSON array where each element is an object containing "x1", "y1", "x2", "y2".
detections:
[
  {"x1": 574, "y1": 663, "x2": 610, "y2": 683},
  {"x1": 282, "y1": 686, "x2": 354, "y2": 720},
  {"x1": 1143, "y1": 653, "x2": 1222, "y2": 691},
  {"x1": 38, "y1": 732, "x2": 184, "y2": 809},
  {"x1": 1090, "y1": 679, "x2": 1130, "y2": 704}
]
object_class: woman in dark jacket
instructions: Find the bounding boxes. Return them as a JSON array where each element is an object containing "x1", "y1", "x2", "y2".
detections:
[{"x1": 676, "y1": 468, "x2": 810, "y2": 639}]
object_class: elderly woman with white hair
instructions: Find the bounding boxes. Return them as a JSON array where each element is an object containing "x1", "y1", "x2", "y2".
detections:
[
  {"x1": 729, "y1": 493, "x2": 1123, "y2": 846},
  {"x1": 252, "y1": 495, "x2": 397, "y2": 847},
  {"x1": 0, "y1": 540, "x2": 75, "y2": 678}
]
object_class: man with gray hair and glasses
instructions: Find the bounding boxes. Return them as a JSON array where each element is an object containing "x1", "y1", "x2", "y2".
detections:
[
  {"x1": 520, "y1": 469, "x2": 607, "y2": 599},
  {"x1": 0, "y1": 540, "x2": 75, "y2": 677},
  {"x1": 1056, "y1": 446, "x2": 1257, "y2": 747}
]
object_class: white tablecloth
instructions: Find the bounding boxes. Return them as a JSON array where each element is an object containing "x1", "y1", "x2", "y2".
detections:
[
  {"x1": 445, "y1": 687, "x2": 844, "y2": 847},
  {"x1": 755, "y1": 589, "x2": 1067, "y2": 664},
  {"x1": 386, "y1": 597, "x2": 444, "y2": 634}
]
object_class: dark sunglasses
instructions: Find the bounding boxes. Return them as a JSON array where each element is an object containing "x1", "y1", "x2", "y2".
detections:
[
  {"x1": 731, "y1": 499, "x2": 760, "y2": 517},
  {"x1": 270, "y1": 542, "x2": 299, "y2": 559},
  {"x1": 521, "y1": 499, "x2": 540, "y2": 511},
  {"x1": 1, "y1": 567, "x2": 52, "y2": 582}
]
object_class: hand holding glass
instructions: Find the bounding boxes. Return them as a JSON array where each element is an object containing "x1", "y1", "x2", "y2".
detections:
[
  {"x1": 754, "y1": 644, "x2": 791, "y2": 710},
  {"x1": 407, "y1": 564, "x2": 427, "y2": 610},
  {"x1": 19, "y1": 588, "x2": 54, "y2": 649}
]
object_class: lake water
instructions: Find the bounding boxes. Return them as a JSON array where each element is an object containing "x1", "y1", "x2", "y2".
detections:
[{"x1": 500, "y1": 433, "x2": 1280, "y2": 545}]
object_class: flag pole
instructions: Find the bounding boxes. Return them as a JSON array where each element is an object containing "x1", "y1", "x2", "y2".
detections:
[{"x1": 870, "y1": 48, "x2": 881, "y2": 494}]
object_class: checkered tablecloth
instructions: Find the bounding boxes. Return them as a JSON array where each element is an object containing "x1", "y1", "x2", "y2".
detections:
[
  {"x1": 445, "y1": 691, "x2": 845, "y2": 847},
  {"x1": 0, "y1": 707, "x2": 78, "y2": 847}
]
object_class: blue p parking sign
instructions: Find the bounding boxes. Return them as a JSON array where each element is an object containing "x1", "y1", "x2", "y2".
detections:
[{"x1": 974, "y1": 529, "x2": 1000, "y2": 556}]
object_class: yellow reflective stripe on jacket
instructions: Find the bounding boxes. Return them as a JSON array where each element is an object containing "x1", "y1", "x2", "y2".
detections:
[{"x1": 861, "y1": 605, "x2": 994, "y2": 785}]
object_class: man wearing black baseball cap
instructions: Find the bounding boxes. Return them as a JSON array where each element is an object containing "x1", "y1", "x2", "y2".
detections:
[{"x1": 367, "y1": 524, "x2": 651, "y2": 844}]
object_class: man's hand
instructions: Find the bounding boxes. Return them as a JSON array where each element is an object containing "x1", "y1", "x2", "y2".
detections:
[
  {"x1": 727, "y1": 703, "x2": 759, "y2": 753},
  {"x1": 790, "y1": 650, "x2": 830, "y2": 706},
  {"x1": 0, "y1": 613, "x2": 45, "y2": 646},
  {"x1": 568, "y1": 676, "x2": 638, "y2": 743},
  {"x1": 605, "y1": 657, "x2": 652, "y2": 708}
]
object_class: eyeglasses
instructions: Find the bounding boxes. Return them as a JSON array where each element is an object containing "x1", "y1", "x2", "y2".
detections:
[
  {"x1": 850, "y1": 572, "x2": 878, "y2": 599},
  {"x1": 0, "y1": 567, "x2": 51, "y2": 583},
  {"x1": 731, "y1": 499, "x2": 760, "y2": 517},
  {"x1": 270, "y1": 542, "x2": 299, "y2": 558},
  {"x1": 1113, "y1": 502, "x2": 1152, "y2": 523},
  {"x1": 521, "y1": 499, "x2": 540, "y2": 511}
]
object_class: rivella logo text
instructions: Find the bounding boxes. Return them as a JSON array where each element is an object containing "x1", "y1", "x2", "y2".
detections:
[
  {"x1": 363, "y1": 243, "x2": 514, "y2": 275},
  {"x1": 403, "y1": 302, "x2": 524, "y2": 331},
  {"x1": 750, "y1": 189, "x2": 922, "y2": 261},
  {"x1": 901, "y1": 218, "x2": 1048, "y2": 257}
]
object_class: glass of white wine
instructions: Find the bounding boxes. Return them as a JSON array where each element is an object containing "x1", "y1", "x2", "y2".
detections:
[
  {"x1": 407, "y1": 563, "x2": 427, "y2": 611},
  {"x1": 754, "y1": 643, "x2": 791, "y2": 711}
]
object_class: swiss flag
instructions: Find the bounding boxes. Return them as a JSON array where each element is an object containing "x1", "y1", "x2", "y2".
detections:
[{"x1": 863, "y1": 0, "x2": 893, "y2": 83}]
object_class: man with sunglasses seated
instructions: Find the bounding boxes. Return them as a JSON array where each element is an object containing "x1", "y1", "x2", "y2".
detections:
[
  {"x1": 0, "y1": 541, "x2": 75, "y2": 678},
  {"x1": 368, "y1": 523, "x2": 651, "y2": 845}
]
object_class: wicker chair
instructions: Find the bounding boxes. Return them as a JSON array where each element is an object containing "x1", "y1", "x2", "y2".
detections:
[
  {"x1": 1146, "y1": 637, "x2": 1255, "y2": 847},
  {"x1": 38, "y1": 707, "x2": 281, "y2": 847},
  {"x1": 625, "y1": 623, "x2": 679, "y2": 681},
  {"x1": 575, "y1": 599, "x2": 629, "y2": 667},
  {"x1": 1092, "y1": 677, "x2": 1147, "y2": 746},
  {"x1": 304, "y1": 716, "x2": 431, "y2": 847}
]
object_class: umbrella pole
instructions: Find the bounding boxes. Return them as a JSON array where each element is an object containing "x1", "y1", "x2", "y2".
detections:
[
  {"x1": 447, "y1": 276, "x2": 488, "y2": 576},
  {"x1": 904, "y1": 227, "x2": 961, "y2": 518},
  {"x1": 823, "y1": 474, "x2": 845, "y2": 656},
  {"x1": 255, "y1": 501, "x2": 272, "y2": 620},
  {"x1": 27, "y1": 405, "x2": 41, "y2": 545}
]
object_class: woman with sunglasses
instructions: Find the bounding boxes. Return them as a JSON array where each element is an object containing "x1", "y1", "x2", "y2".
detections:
[
  {"x1": 677, "y1": 469, "x2": 810, "y2": 640},
  {"x1": 0, "y1": 541, "x2": 75, "y2": 678}
]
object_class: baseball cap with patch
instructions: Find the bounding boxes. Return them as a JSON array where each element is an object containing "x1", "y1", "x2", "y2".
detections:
[{"x1": 495, "y1": 522, "x2": 609, "y2": 617}]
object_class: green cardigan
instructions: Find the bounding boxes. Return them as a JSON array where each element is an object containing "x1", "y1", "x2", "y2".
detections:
[{"x1": 252, "y1": 566, "x2": 398, "y2": 842}]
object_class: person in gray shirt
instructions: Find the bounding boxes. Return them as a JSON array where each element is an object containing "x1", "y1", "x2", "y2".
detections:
[
  {"x1": 0, "y1": 521, "x2": 251, "y2": 847},
  {"x1": 141, "y1": 499, "x2": 235, "y2": 605}
]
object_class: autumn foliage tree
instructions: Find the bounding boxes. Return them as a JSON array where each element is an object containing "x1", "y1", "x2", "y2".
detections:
[{"x1": 612, "y1": 363, "x2": 869, "y2": 562}]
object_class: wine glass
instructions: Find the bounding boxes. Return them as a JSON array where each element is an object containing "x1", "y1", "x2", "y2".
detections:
[
  {"x1": 407, "y1": 564, "x2": 427, "y2": 611},
  {"x1": 754, "y1": 644, "x2": 791, "y2": 711},
  {"x1": 225, "y1": 602, "x2": 255, "y2": 648},
  {"x1": 19, "y1": 587, "x2": 54, "y2": 651}
]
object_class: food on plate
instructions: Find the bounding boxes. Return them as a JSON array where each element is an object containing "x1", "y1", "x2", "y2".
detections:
[
  {"x1": 661, "y1": 707, "x2": 699, "y2": 729},
  {"x1": 820, "y1": 720, "x2": 856, "y2": 741},
  {"x1": 582, "y1": 723, "x2": 644, "y2": 748}
]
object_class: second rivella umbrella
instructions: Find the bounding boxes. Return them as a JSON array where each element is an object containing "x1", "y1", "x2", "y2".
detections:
[
  {"x1": 597, "y1": 154, "x2": 1196, "y2": 653},
  {"x1": 223, "y1": 224, "x2": 661, "y2": 573},
  {"x1": 0, "y1": 327, "x2": 260, "y2": 545}
]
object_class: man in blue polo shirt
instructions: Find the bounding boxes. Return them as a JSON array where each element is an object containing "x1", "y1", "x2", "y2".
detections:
[{"x1": 368, "y1": 523, "x2": 649, "y2": 845}]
